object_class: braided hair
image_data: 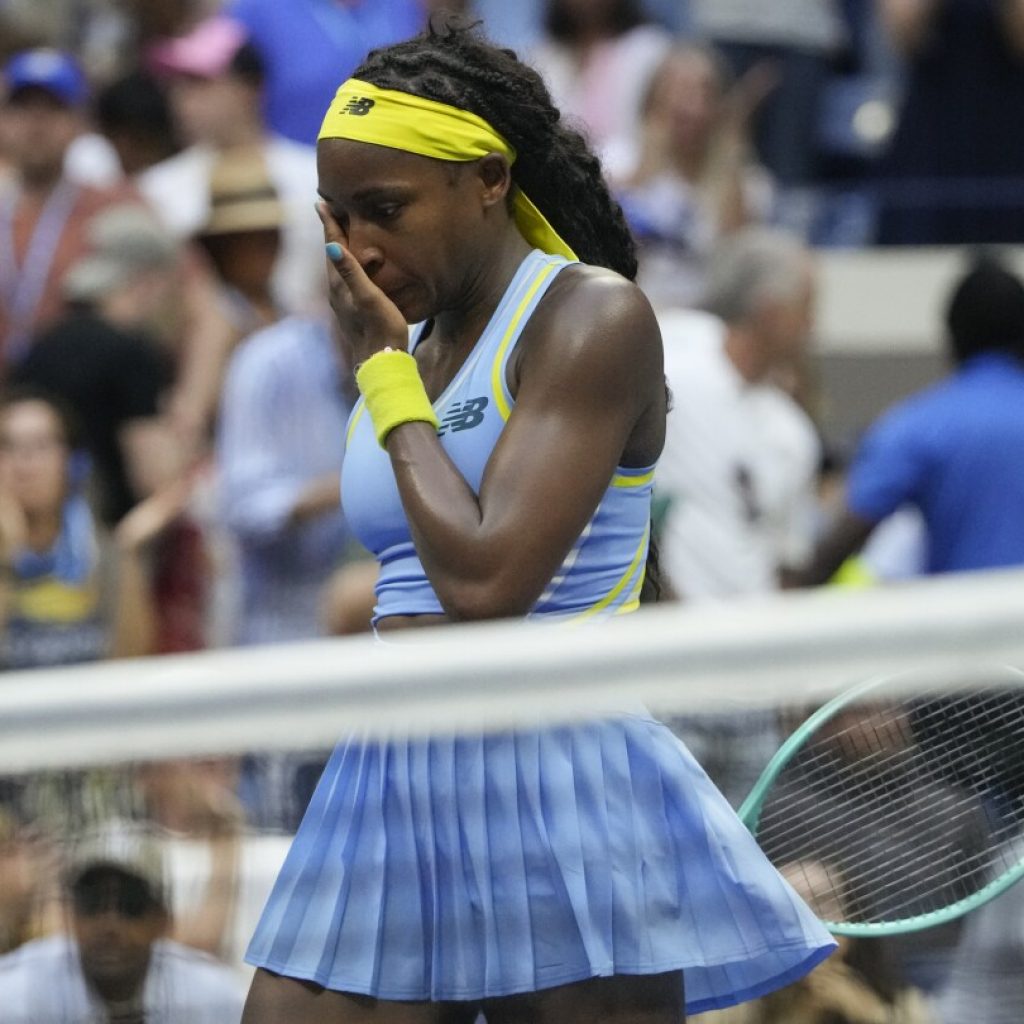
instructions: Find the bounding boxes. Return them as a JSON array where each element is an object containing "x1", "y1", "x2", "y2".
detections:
[{"x1": 352, "y1": 18, "x2": 638, "y2": 281}]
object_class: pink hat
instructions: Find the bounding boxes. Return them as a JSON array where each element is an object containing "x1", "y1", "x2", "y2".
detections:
[{"x1": 148, "y1": 16, "x2": 249, "y2": 79}]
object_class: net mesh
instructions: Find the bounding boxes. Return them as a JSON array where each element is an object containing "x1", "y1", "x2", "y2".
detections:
[{"x1": 1, "y1": 568, "x2": 1023, "y2": 1016}]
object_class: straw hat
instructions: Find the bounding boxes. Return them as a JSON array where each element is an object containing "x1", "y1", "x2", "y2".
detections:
[{"x1": 201, "y1": 149, "x2": 284, "y2": 237}]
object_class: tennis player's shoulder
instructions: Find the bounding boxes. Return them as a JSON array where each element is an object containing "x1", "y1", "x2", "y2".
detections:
[
  {"x1": 549, "y1": 262, "x2": 656, "y2": 323},
  {"x1": 531, "y1": 263, "x2": 661, "y2": 367}
]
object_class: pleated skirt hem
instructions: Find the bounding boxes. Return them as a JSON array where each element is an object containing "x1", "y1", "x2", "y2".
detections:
[
  {"x1": 247, "y1": 944, "x2": 834, "y2": 1012},
  {"x1": 245, "y1": 713, "x2": 836, "y2": 1013}
]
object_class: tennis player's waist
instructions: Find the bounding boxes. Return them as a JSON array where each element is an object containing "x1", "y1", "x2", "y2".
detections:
[{"x1": 374, "y1": 547, "x2": 646, "y2": 622}]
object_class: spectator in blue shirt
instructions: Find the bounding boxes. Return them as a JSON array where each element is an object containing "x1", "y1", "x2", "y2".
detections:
[
  {"x1": 205, "y1": 144, "x2": 353, "y2": 830},
  {"x1": 216, "y1": 309, "x2": 353, "y2": 830},
  {"x1": 225, "y1": 0, "x2": 427, "y2": 146},
  {"x1": 217, "y1": 315, "x2": 352, "y2": 646},
  {"x1": 796, "y1": 253, "x2": 1024, "y2": 584}
]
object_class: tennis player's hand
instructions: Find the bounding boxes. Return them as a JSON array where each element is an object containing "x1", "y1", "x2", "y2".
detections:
[{"x1": 317, "y1": 202, "x2": 409, "y2": 366}]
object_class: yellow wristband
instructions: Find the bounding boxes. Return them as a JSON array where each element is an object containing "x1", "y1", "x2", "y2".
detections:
[{"x1": 355, "y1": 348, "x2": 440, "y2": 448}]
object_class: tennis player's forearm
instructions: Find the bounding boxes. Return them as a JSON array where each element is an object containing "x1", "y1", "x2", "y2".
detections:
[{"x1": 386, "y1": 424, "x2": 538, "y2": 620}]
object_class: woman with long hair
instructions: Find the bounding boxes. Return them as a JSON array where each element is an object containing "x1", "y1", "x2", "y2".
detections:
[
  {"x1": 529, "y1": 0, "x2": 671, "y2": 157},
  {"x1": 242, "y1": 20, "x2": 834, "y2": 1024}
]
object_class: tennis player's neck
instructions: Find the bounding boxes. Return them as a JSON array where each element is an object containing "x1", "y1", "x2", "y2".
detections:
[{"x1": 432, "y1": 234, "x2": 533, "y2": 352}]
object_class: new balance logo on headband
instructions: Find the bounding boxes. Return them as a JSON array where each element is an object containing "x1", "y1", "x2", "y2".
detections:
[
  {"x1": 342, "y1": 97, "x2": 375, "y2": 116},
  {"x1": 438, "y1": 397, "x2": 488, "y2": 436}
]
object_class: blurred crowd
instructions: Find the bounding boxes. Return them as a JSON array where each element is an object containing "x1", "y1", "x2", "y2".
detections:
[{"x1": 0, "y1": 1, "x2": 1023, "y2": 1023}]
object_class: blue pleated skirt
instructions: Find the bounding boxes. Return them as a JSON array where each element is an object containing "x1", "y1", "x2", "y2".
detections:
[{"x1": 245, "y1": 710, "x2": 835, "y2": 1014}]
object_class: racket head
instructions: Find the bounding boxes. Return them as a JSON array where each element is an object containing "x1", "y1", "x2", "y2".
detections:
[{"x1": 739, "y1": 664, "x2": 1024, "y2": 937}]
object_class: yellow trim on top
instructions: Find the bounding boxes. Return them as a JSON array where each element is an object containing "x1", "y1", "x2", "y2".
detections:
[
  {"x1": 614, "y1": 561, "x2": 648, "y2": 615},
  {"x1": 569, "y1": 523, "x2": 650, "y2": 623},
  {"x1": 617, "y1": 563, "x2": 647, "y2": 614},
  {"x1": 611, "y1": 468, "x2": 655, "y2": 489},
  {"x1": 490, "y1": 261, "x2": 559, "y2": 422},
  {"x1": 345, "y1": 399, "x2": 367, "y2": 449}
]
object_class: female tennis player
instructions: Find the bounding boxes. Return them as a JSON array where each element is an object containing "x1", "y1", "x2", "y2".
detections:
[{"x1": 242, "y1": 20, "x2": 834, "y2": 1024}]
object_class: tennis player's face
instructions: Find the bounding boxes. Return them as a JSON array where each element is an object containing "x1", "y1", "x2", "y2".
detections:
[{"x1": 317, "y1": 140, "x2": 497, "y2": 323}]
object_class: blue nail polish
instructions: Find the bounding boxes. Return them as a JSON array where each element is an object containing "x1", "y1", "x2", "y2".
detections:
[{"x1": 325, "y1": 242, "x2": 343, "y2": 261}]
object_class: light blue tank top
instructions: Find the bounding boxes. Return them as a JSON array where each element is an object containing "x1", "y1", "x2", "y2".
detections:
[{"x1": 341, "y1": 249, "x2": 655, "y2": 623}]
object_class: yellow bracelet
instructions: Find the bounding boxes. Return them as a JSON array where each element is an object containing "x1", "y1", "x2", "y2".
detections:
[{"x1": 355, "y1": 348, "x2": 440, "y2": 448}]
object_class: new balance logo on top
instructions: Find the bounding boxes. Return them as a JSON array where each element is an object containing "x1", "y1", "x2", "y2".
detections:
[
  {"x1": 438, "y1": 397, "x2": 489, "y2": 436},
  {"x1": 342, "y1": 97, "x2": 375, "y2": 116}
]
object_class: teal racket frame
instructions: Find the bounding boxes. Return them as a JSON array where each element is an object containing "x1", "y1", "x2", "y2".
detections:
[{"x1": 737, "y1": 669, "x2": 1024, "y2": 937}]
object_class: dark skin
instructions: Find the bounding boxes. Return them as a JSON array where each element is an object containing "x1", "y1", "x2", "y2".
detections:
[
  {"x1": 783, "y1": 511, "x2": 876, "y2": 588},
  {"x1": 71, "y1": 872, "x2": 167, "y2": 1016},
  {"x1": 315, "y1": 140, "x2": 665, "y2": 627},
  {"x1": 246, "y1": 971, "x2": 684, "y2": 1024},
  {"x1": 241, "y1": 142, "x2": 676, "y2": 1022}
]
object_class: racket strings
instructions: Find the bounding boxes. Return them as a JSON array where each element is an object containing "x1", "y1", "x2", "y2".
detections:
[
  {"x1": 763, "y1": 792, "x2": 979, "y2": 920},
  {"x1": 754, "y1": 688, "x2": 1024, "y2": 926},
  {"x1": 762, "y1": 768, "x2": 988, "y2": 849}
]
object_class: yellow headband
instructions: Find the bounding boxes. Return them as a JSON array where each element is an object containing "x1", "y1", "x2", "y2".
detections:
[{"x1": 318, "y1": 79, "x2": 577, "y2": 262}]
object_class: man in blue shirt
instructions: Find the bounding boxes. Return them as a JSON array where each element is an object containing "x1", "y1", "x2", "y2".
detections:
[{"x1": 798, "y1": 255, "x2": 1024, "y2": 583}]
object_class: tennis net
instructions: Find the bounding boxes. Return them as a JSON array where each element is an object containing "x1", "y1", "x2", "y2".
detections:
[{"x1": 1, "y1": 566, "x2": 1023, "y2": 1020}]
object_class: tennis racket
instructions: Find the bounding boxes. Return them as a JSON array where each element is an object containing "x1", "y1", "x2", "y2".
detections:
[{"x1": 738, "y1": 665, "x2": 1024, "y2": 936}]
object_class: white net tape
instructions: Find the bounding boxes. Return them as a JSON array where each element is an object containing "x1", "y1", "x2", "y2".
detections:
[{"x1": 2, "y1": 566, "x2": 1024, "y2": 772}]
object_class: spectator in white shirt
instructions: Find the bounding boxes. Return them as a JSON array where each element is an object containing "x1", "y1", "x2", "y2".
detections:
[
  {"x1": 528, "y1": 0, "x2": 672, "y2": 160},
  {"x1": 655, "y1": 227, "x2": 820, "y2": 804},
  {"x1": 657, "y1": 227, "x2": 820, "y2": 602},
  {"x1": 140, "y1": 15, "x2": 323, "y2": 318},
  {"x1": 608, "y1": 41, "x2": 776, "y2": 310},
  {"x1": 0, "y1": 822, "x2": 245, "y2": 1024}
]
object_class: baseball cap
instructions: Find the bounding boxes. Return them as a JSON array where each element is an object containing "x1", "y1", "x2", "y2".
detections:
[
  {"x1": 3, "y1": 49, "x2": 89, "y2": 107},
  {"x1": 66, "y1": 819, "x2": 168, "y2": 913},
  {"x1": 64, "y1": 205, "x2": 179, "y2": 302},
  {"x1": 148, "y1": 16, "x2": 250, "y2": 80}
]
